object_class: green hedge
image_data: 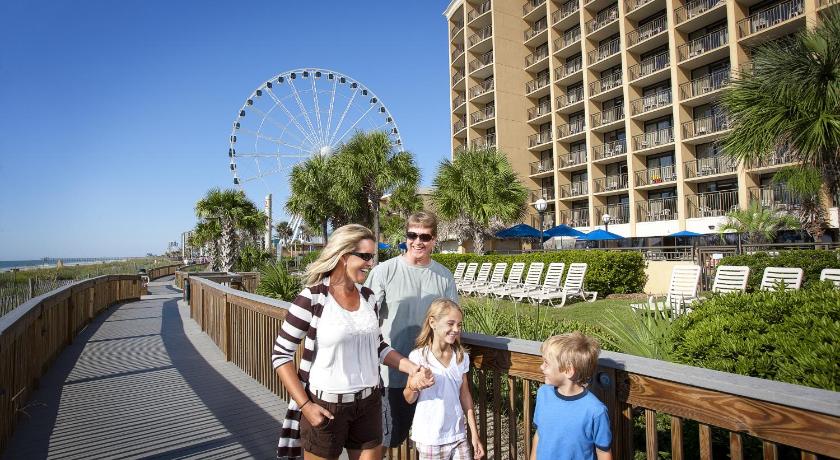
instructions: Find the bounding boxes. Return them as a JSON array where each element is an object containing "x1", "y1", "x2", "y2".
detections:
[
  {"x1": 719, "y1": 250, "x2": 840, "y2": 291},
  {"x1": 432, "y1": 250, "x2": 646, "y2": 296},
  {"x1": 669, "y1": 284, "x2": 840, "y2": 391}
]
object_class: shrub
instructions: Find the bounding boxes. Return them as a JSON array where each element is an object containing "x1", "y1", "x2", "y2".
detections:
[
  {"x1": 256, "y1": 262, "x2": 303, "y2": 302},
  {"x1": 433, "y1": 250, "x2": 646, "y2": 296},
  {"x1": 236, "y1": 244, "x2": 274, "y2": 272},
  {"x1": 719, "y1": 249, "x2": 840, "y2": 291},
  {"x1": 669, "y1": 284, "x2": 840, "y2": 391}
]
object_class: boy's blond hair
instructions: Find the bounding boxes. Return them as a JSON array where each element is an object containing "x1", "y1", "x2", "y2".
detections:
[{"x1": 541, "y1": 332, "x2": 601, "y2": 386}]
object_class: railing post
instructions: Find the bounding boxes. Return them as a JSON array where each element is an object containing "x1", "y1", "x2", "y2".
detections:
[{"x1": 223, "y1": 293, "x2": 231, "y2": 361}]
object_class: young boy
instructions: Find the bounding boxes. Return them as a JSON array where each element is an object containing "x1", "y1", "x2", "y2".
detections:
[{"x1": 530, "y1": 332, "x2": 612, "y2": 460}]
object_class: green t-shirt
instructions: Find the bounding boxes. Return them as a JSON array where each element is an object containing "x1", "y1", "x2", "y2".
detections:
[{"x1": 364, "y1": 256, "x2": 458, "y2": 387}]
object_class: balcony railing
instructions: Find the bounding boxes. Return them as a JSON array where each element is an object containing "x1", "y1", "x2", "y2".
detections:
[
  {"x1": 637, "y1": 196, "x2": 679, "y2": 222},
  {"x1": 524, "y1": 18, "x2": 549, "y2": 41},
  {"x1": 682, "y1": 114, "x2": 730, "y2": 139},
  {"x1": 556, "y1": 87, "x2": 584, "y2": 109},
  {"x1": 530, "y1": 159, "x2": 555, "y2": 175},
  {"x1": 625, "y1": 0, "x2": 655, "y2": 14},
  {"x1": 471, "y1": 133, "x2": 496, "y2": 149},
  {"x1": 560, "y1": 182, "x2": 589, "y2": 198},
  {"x1": 556, "y1": 58, "x2": 583, "y2": 79},
  {"x1": 635, "y1": 164, "x2": 678, "y2": 186},
  {"x1": 628, "y1": 51, "x2": 669, "y2": 81},
  {"x1": 589, "y1": 72, "x2": 622, "y2": 96},
  {"x1": 679, "y1": 68, "x2": 730, "y2": 99},
  {"x1": 526, "y1": 74, "x2": 551, "y2": 93},
  {"x1": 738, "y1": 0, "x2": 804, "y2": 38},
  {"x1": 595, "y1": 203, "x2": 630, "y2": 224},
  {"x1": 469, "y1": 79, "x2": 494, "y2": 98},
  {"x1": 685, "y1": 155, "x2": 737, "y2": 178},
  {"x1": 559, "y1": 208, "x2": 590, "y2": 227},
  {"x1": 630, "y1": 89, "x2": 672, "y2": 115},
  {"x1": 748, "y1": 149, "x2": 796, "y2": 169},
  {"x1": 559, "y1": 150, "x2": 587, "y2": 168},
  {"x1": 468, "y1": 25, "x2": 493, "y2": 47},
  {"x1": 588, "y1": 38, "x2": 620, "y2": 64},
  {"x1": 470, "y1": 105, "x2": 495, "y2": 124},
  {"x1": 553, "y1": 30, "x2": 581, "y2": 51},
  {"x1": 523, "y1": 0, "x2": 546, "y2": 16},
  {"x1": 451, "y1": 21, "x2": 464, "y2": 39},
  {"x1": 527, "y1": 102, "x2": 552, "y2": 120},
  {"x1": 678, "y1": 29, "x2": 728, "y2": 62},
  {"x1": 469, "y1": 53, "x2": 494, "y2": 73},
  {"x1": 633, "y1": 127, "x2": 674, "y2": 150},
  {"x1": 452, "y1": 70, "x2": 465, "y2": 86},
  {"x1": 528, "y1": 130, "x2": 553, "y2": 147},
  {"x1": 687, "y1": 190, "x2": 739, "y2": 218},
  {"x1": 468, "y1": 0, "x2": 492, "y2": 22},
  {"x1": 675, "y1": 0, "x2": 725, "y2": 25},
  {"x1": 749, "y1": 185, "x2": 802, "y2": 211},
  {"x1": 453, "y1": 94, "x2": 466, "y2": 109},
  {"x1": 558, "y1": 119, "x2": 586, "y2": 138},
  {"x1": 531, "y1": 187, "x2": 556, "y2": 201},
  {"x1": 552, "y1": 0, "x2": 579, "y2": 23},
  {"x1": 594, "y1": 174, "x2": 629, "y2": 193},
  {"x1": 453, "y1": 117, "x2": 467, "y2": 133},
  {"x1": 591, "y1": 106, "x2": 625, "y2": 128},
  {"x1": 593, "y1": 140, "x2": 627, "y2": 160},
  {"x1": 451, "y1": 44, "x2": 465, "y2": 62},
  {"x1": 586, "y1": 7, "x2": 619, "y2": 34},
  {"x1": 627, "y1": 16, "x2": 667, "y2": 47},
  {"x1": 525, "y1": 48, "x2": 550, "y2": 67}
]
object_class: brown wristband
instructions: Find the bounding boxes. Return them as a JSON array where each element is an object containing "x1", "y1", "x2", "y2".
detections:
[{"x1": 300, "y1": 400, "x2": 311, "y2": 410}]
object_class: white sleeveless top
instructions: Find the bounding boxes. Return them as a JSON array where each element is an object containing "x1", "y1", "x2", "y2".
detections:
[{"x1": 308, "y1": 293, "x2": 380, "y2": 393}]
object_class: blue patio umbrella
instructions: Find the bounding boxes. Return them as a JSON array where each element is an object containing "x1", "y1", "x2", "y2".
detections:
[
  {"x1": 495, "y1": 223, "x2": 543, "y2": 239},
  {"x1": 579, "y1": 229, "x2": 624, "y2": 241},
  {"x1": 378, "y1": 242, "x2": 391, "y2": 250},
  {"x1": 668, "y1": 230, "x2": 702, "y2": 237},
  {"x1": 398, "y1": 242, "x2": 407, "y2": 251},
  {"x1": 545, "y1": 224, "x2": 585, "y2": 238}
]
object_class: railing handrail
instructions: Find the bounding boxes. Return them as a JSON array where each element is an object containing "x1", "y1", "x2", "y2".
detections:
[
  {"x1": 627, "y1": 15, "x2": 667, "y2": 46},
  {"x1": 679, "y1": 67, "x2": 730, "y2": 99},
  {"x1": 524, "y1": 17, "x2": 549, "y2": 41},
  {"x1": 553, "y1": 30, "x2": 581, "y2": 51},
  {"x1": 629, "y1": 50, "x2": 669, "y2": 80},
  {"x1": 737, "y1": 0, "x2": 804, "y2": 37},
  {"x1": 468, "y1": 24, "x2": 493, "y2": 47},
  {"x1": 589, "y1": 38, "x2": 620, "y2": 64},
  {"x1": 523, "y1": 0, "x2": 547, "y2": 16},
  {"x1": 592, "y1": 105, "x2": 624, "y2": 126},
  {"x1": 589, "y1": 71, "x2": 622, "y2": 95},
  {"x1": 468, "y1": 0, "x2": 492, "y2": 21},
  {"x1": 526, "y1": 73, "x2": 551, "y2": 93},
  {"x1": 553, "y1": 0, "x2": 579, "y2": 23},
  {"x1": 675, "y1": 0, "x2": 725, "y2": 24},
  {"x1": 587, "y1": 6, "x2": 619, "y2": 34},
  {"x1": 678, "y1": 28, "x2": 728, "y2": 61}
]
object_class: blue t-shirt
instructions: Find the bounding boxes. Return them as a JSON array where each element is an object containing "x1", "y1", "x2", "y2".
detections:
[{"x1": 533, "y1": 385, "x2": 612, "y2": 460}]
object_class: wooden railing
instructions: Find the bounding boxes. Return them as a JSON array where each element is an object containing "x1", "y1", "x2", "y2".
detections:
[
  {"x1": 0, "y1": 275, "x2": 144, "y2": 451},
  {"x1": 147, "y1": 263, "x2": 182, "y2": 281},
  {"x1": 185, "y1": 276, "x2": 840, "y2": 460}
]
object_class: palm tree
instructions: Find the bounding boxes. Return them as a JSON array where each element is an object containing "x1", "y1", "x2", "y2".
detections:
[
  {"x1": 772, "y1": 167, "x2": 828, "y2": 241},
  {"x1": 195, "y1": 188, "x2": 266, "y2": 272},
  {"x1": 189, "y1": 220, "x2": 221, "y2": 270},
  {"x1": 721, "y1": 13, "x2": 840, "y2": 194},
  {"x1": 285, "y1": 155, "x2": 342, "y2": 243},
  {"x1": 718, "y1": 201, "x2": 799, "y2": 244},
  {"x1": 432, "y1": 147, "x2": 528, "y2": 254},
  {"x1": 333, "y1": 131, "x2": 420, "y2": 261}
]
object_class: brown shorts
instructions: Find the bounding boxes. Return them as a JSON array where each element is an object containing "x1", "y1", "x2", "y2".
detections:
[{"x1": 300, "y1": 387, "x2": 383, "y2": 457}]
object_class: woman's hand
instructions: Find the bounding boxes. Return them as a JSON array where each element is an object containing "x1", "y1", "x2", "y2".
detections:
[
  {"x1": 301, "y1": 401, "x2": 334, "y2": 427},
  {"x1": 408, "y1": 365, "x2": 435, "y2": 391},
  {"x1": 471, "y1": 434, "x2": 485, "y2": 459}
]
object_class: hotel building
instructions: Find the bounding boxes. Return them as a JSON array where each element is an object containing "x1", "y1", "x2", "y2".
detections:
[{"x1": 444, "y1": 0, "x2": 837, "y2": 239}]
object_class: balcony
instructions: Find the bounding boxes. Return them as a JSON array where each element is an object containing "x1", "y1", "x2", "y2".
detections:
[
  {"x1": 593, "y1": 140, "x2": 627, "y2": 162},
  {"x1": 682, "y1": 114, "x2": 730, "y2": 142},
  {"x1": 630, "y1": 89, "x2": 672, "y2": 119},
  {"x1": 527, "y1": 101, "x2": 552, "y2": 122},
  {"x1": 818, "y1": 0, "x2": 839, "y2": 10},
  {"x1": 738, "y1": 0, "x2": 805, "y2": 44},
  {"x1": 633, "y1": 127, "x2": 674, "y2": 152},
  {"x1": 528, "y1": 130, "x2": 553, "y2": 149},
  {"x1": 453, "y1": 117, "x2": 467, "y2": 136},
  {"x1": 450, "y1": 21, "x2": 464, "y2": 41},
  {"x1": 468, "y1": 25, "x2": 493, "y2": 51},
  {"x1": 625, "y1": 0, "x2": 656, "y2": 16},
  {"x1": 524, "y1": 19, "x2": 549, "y2": 45},
  {"x1": 468, "y1": 0, "x2": 492, "y2": 24},
  {"x1": 687, "y1": 190, "x2": 739, "y2": 218},
  {"x1": 523, "y1": 0, "x2": 547, "y2": 18},
  {"x1": 589, "y1": 72, "x2": 623, "y2": 100},
  {"x1": 679, "y1": 68, "x2": 730, "y2": 104},
  {"x1": 749, "y1": 185, "x2": 801, "y2": 212},
  {"x1": 685, "y1": 155, "x2": 737, "y2": 179},
  {"x1": 529, "y1": 159, "x2": 555, "y2": 176},
  {"x1": 469, "y1": 79, "x2": 494, "y2": 100},
  {"x1": 747, "y1": 149, "x2": 797, "y2": 170},
  {"x1": 635, "y1": 164, "x2": 678, "y2": 187},
  {"x1": 452, "y1": 94, "x2": 466, "y2": 113},
  {"x1": 451, "y1": 44, "x2": 465, "y2": 64},
  {"x1": 471, "y1": 133, "x2": 496, "y2": 149},
  {"x1": 526, "y1": 74, "x2": 551, "y2": 96},
  {"x1": 594, "y1": 174, "x2": 629, "y2": 193},
  {"x1": 525, "y1": 48, "x2": 550, "y2": 71},
  {"x1": 469, "y1": 53, "x2": 494, "y2": 77},
  {"x1": 637, "y1": 196, "x2": 679, "y2": 222},
  {"x1": 558, "y1": 150, "x2": 587, "y2": 169},
  {"x1": 587, "y1": 38, "x2": 621, "y2": 69},
  {"x1": 452, "y1": 69, "x2": 465, "y2": 86},
  {"x1": 552, "y1": 0, "x2": 579, "y2": 28},
  {"x1": 531, "y1": 187, "x2": 556, "y2": 202},
  {"x1": 559, "y1": 182, "x2": 589, "y2": 199},
  {"x1": 555, "y1": 59, "x2": 584, "y2": 85},
  {"x1": 586, "y1": 8, "x2": 619, "y2": 37},
  {"x1": 470, "y1": 105, "x2": 495, "y2": 126},
  {"x1": 628, "y1": 51, "x2": 669, "y2": 84},
  {"x1": 553, "y1": 32, "x2": 581, "y2": 57},
  {"x1": 678, "y1": 29, "x2": 728, "y2": 64},
  {"x1": 675, "y1": 0, "x2": 726, "y2": 27},
  {"x1": 594, "y1": 203, "x2": 630, "y2": 224},
  {"x1": 555, "y1": 87, "x2": 584, "y2": 112},
  {"x1": 591, "y1": 106, "x2": 625, "y2": 131},
  {"x1": 559, "y1": 208, "x2": 590, "y2": 227},
  {"x1": 557, "y1": 119, "x2": 586, "y2": 140},
  {"x1": 626, "y1": 16, "x2": 668, "y2": 51}
]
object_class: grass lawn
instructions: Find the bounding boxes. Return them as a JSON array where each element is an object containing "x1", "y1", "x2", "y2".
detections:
[{"x1": 461, "y1": 296, "x2": 638, "y2": 329}]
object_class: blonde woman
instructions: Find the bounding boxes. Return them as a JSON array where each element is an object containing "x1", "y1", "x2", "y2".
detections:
[{"x1": 271, "y1": 224, "x2": 433, "y2": 460}]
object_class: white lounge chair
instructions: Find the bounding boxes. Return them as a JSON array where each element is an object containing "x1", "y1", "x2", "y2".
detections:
[
  {"x1": 711, "y1": 265, "x2": 750, "y2": 294},
  {"x1": 504, "y1": 262, "x2": 545, "y2": 300},
  {"x1": 760, "y1": 267, "x2": 803, "y2": 291},
  {"x1": 456, "y1": 263, "x2": 478, "y2": 292},
  {"x1": 820, "y1": 268, "x2": 840, "y2": 288},
  {"x1": 634, "y1": 265, "x2": 700, "y2": 316},
  {"x1": 452, "y1": 262, "x2": 467, "y2": 283},
  {"x1": 460, "y1": 263, "x2": 493, "y2": 295},
  {"x1": 529, "y1": 262, "x2": 597, "y2": 307},
  {"x1": 523, "y1": 263, "x2": 565, "y2": 303},
  {"x1": 474, "y1": 263, "x2": 508, "y2": 296},
  {"x1": 490, "y1": 262, "x2": 526, "y2": 298}
]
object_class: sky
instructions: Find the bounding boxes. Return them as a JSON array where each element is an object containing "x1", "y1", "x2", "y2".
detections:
[{"x1": 0, "y1": 1, "x2": 454, "y2": 260}]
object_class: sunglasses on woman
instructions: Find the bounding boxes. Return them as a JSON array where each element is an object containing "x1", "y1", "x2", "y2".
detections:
[
  {"x1": 350, "y1": 252, "x2": 375, "y2": 261},
  {"x1": 406, "y1": 232, "x2": 434, "y2": 242}
]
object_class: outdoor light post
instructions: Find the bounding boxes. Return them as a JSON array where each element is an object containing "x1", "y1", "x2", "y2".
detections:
[
  {"x1": 535, "y1": 198, "x2": 547, "y2": 251},
  {"x1": 601, "y1": 213, "x2": 610, "y2": 249}
]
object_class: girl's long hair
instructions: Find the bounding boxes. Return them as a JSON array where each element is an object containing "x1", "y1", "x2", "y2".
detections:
[
  {"x1": 415, "y1": 298, "x2": 467, "y2": 364},
  {"x1": 303, "y1": 224, "x2": 374, "y2": 286}
]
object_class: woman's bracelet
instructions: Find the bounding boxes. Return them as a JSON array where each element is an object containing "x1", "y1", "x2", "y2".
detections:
[{"x1": 300, "y1": 399, "x2": 311, "y2": 410}]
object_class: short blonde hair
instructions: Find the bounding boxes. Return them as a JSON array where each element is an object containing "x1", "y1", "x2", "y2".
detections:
[
  {"x1": 541, "y1": 332, "x2": 601, "y2": 386},
  {"x1": 406, "y1": 211, "x2": 438, "y2": 236},
  {"x1": 303, "y1": 224, "x2": 374, "y2": 286}
]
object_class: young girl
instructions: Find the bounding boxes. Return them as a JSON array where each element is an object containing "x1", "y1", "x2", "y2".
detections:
[{"x1": 404, "y1": 298, "x2": 485, "y2": 460}]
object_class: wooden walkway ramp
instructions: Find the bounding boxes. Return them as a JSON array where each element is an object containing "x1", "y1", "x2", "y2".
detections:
[{"x1": 1, "y1": 276, "x2": 287, "y2": 459}]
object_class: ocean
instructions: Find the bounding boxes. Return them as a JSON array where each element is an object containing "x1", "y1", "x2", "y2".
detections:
[{"x1": 0, "y1": 259, "x2": 124, "y2": 272}]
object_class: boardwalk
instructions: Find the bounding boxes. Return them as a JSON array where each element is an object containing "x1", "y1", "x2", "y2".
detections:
[{"x1": 2, "y1": 277, "x2": 287, "y2": 459}]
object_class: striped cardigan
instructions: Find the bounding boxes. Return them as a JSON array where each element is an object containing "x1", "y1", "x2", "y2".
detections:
[{"x1": 271, "y1": 276, "x2": 394, "y2": 459}]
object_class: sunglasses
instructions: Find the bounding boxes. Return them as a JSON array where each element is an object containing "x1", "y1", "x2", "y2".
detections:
[
  {"x1": 406, "y1": 232, "x2": 434, "y2": 242},
  {"x1": 350, "y1": 252, "x2": 375, "y2": 261}
]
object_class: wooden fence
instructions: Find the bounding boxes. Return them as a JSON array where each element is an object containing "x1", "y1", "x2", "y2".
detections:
[
  {"x1": 186, "y1": 276, "x2": 840, "y2": 460},
  {"x1": 0, "y1": 275, "x2": 143, "y2": 451}
]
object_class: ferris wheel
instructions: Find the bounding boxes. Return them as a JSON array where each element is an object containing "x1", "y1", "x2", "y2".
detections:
[{"x1": 228, "y1": 68, "x2": 404, "y2": 241}]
